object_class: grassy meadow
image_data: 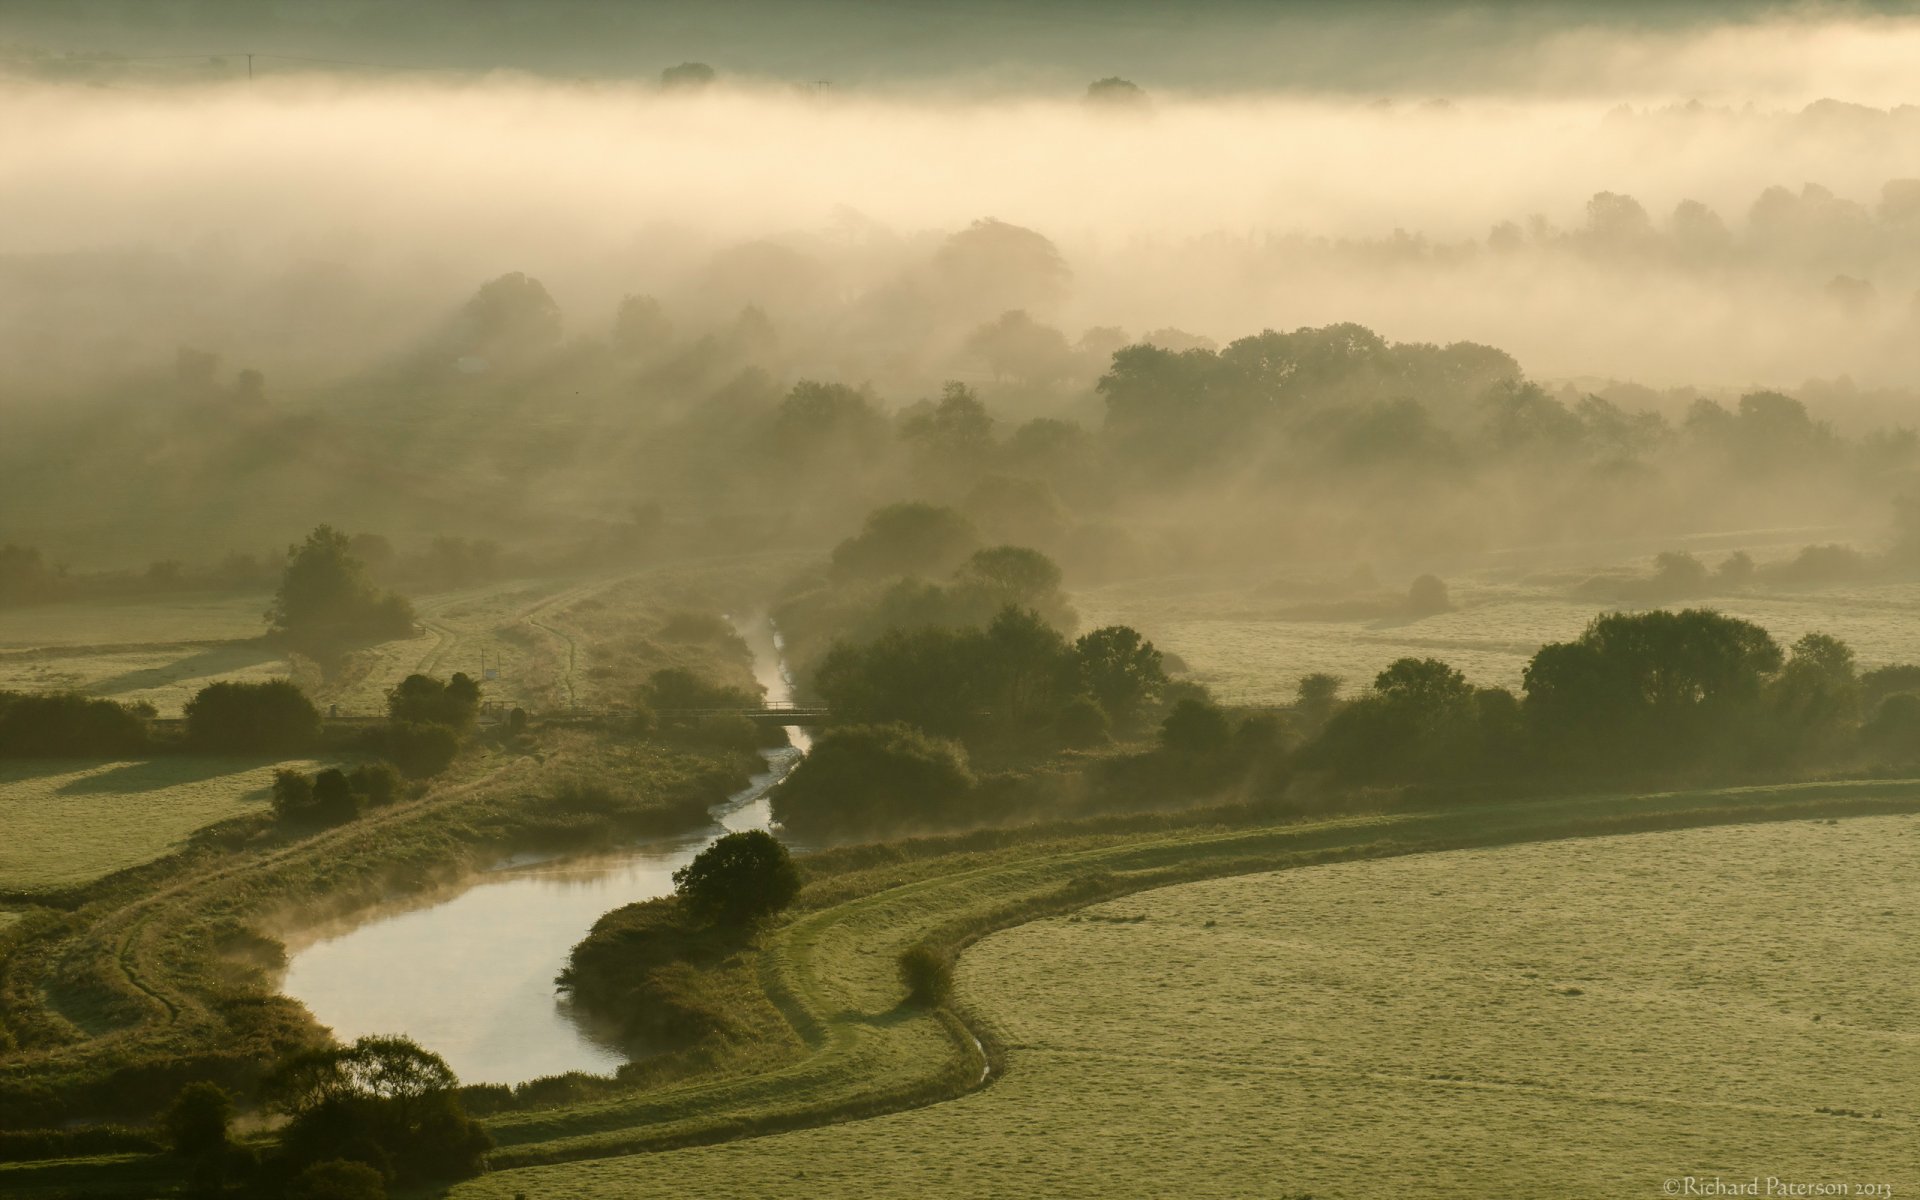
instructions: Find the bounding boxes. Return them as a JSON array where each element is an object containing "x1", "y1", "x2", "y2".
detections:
[
  {"x1": 457, "y1": 812, "x2": 1919, "y2": 1199},
  {"x1": 0, "y1": 757, "x2": 325, "y2": 896},
  {"x1": 1082, "y1": 550, "x2": 1920, "y2": 704}
]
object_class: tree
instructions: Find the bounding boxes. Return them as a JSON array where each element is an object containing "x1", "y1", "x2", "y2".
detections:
[
  {"x1": 931, "y1": 218, "x2": 1071, "y2": 318},
  {"x1": 1160, "y1": 698, "x2": 1232, "y2": 757},
  {"x1": 268, "y1": 1036, "x2": 487, "y2": 1184},
  {"x1": 1523, "y1": 609, "x2": 1783, "y2": 766},
  {"x1": 1406, "y1": 574, "x2": 1451, "y2": 615},
  {"x1": 612, "y1": 293, "x2": 673, "y2": 354},
  {"x1": 311, "y1": 768, "x2": 361, "y2": 824},
  {"x1": 829, "y1": 503, "x2": 980, "y2": 581},
  {"x1": 660, "y1": 61, "x2": 716, "y2": 88},
  {"x1": 1071, "y1": 626, "x2": 1167, "y2": 733},
  {"x1": 1085, "y1": 77, "x2": 1149, "y2": 107},
  {"x1": 386, "y1": 674, "x2": 481, "y2": 730},
  {"x1": 771, "y1": 724, "x2": 974, "y2": 836},
  {"x1": 900, "y1": 381, "x2": 995, "y2": 464},
  {"x1": 1295, "y1": 673, "x2": 1343, "y2": 732},
  {"x1": 186, "y1": 679, "x2": 321, "y2": 753},
  {"x1": 671, "y1": 830, "x2": 801, "y2": 927},
  {"x1": 164, "y1": 1082, "x2": 232, "y2": 1159},
  {"x1": 963, "y1": 310, "x2": 1076, "y2": 385},
  {"x1": 1768, "y1": 632, "x2": 1859, "y2": 761},
  {"x1": 0, "y1": 691, "x2": 148, "y2": 757},
  {"x1": 268, "y1": 527, "x2": 415, "y2": 657},
  {"x1": 452, "y1": 272, "x2": 561, "y2": 358},
  {"x1": 272, "y1": 768, "x2": 317, "y2": 820}
]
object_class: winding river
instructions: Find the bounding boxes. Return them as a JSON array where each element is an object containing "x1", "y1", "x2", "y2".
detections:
[{"x1": 278, "y1": 617, "x2": 810, "y2": 1085}]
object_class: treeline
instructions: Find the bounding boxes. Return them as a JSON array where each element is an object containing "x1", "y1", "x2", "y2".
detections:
[
  {"x1": 1303, "y1": 608, "x2": 1914, "y2": 784},
  {"x1": 770, "y1": 602, "x2": 1920, "y2": 840},
  {"x1": 1, "y1": 674, "x2": 483, "y2": 811}
]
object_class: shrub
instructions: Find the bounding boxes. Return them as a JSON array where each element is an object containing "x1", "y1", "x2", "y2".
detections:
[
  {"x1": 0, "y1": 691, "x2": 150, "y2": 757},
  {"x1": 288, "y1": 1159, "x2": 386, "y2": 1200},
  {"x1": 163, "y1": 1081, "x2": 232, "y2": 1159},
  {"x1": 186, "y1": 680, "x2": 321, "y2": 754},
  {"x1": 898, "y1": 942, "x2": 954, "y2": 1007},
  {"x1": 311, "y1": 768, "x2": 362, "y2": 823},
  {"x1": 347, "y1": 762, "x2": 404, "y2": 807},
  {"x1": 386, "y1": 673, "x2": 481, "y2": 730},
  {"x1": 272, "y1": 768, "x2": 317, "y2": 820},
  {"x1": 1159, "y1": 697, "x2": 1232, "y2": 757},
  {"x1": 379, "y1": 721, "x2": 461, "y2": 778},
  {"x1": 1055, "y1": 695, "x2": 1111, "y2": 748},
  {"x1": 671, "y1": 830, "x2": 801, "y2": 928},
  {"x1": 770, "y1": 723, "x2": 975, "y2": 837}
]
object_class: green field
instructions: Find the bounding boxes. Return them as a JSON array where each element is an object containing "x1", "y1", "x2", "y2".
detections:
[
  {"x1": 0, "y1": 560, "x2": 788, "y2": 719},
  {"x1": 457, "y1": 812, "x2": 1920, "y2": 1199},
  {"x1": 1081, "y1": 567, "x2": 1920, "y2": 704},
  {"x1": 0, "y1": 757, "x2": 323, "y2": 895}
]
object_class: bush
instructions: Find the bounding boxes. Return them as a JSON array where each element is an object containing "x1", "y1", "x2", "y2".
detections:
[
  {"x1": 671, "y1": 830, "x2": 801, "y2": 928},
  {"x1": 1159, "y1": 697, "x2": 1232, "y2": 757},
  {"x1": 386, "y1": 673, "x2": 481, "y2": 730},
  {"x1": 347, "y1": 762, "x2": 404, "y2": 807},
  {"x1": 272, "y1": 768, "x2": 317, "y2": 820},
  {"x1": 770, "y1": 723, "x2": 975, "y2": 837},
  {"x1": 163, "y1": 1081, "x2": 231, "y2": 1159},
  {"x1": 288, "y1": 1159, "x2": 386, "y2": 1200},
  {"x1": 311, "y1": 768, "x2": 362, "y2": 824},
  {"x1": 1054, "y1": 695, "x2": 1110, "y2": 748},
  {"x1": 0, "y1": 691, "x2": 150, "y2": 757},
  {"x1": 898, "y1": 942, "x2": 954, "y2": 1007},
  {"x1": 378, "y1": 721, "x2": 461, "y2": 778},
  {"x1": 186, "y1": 680, "x2": 322, "y2": 754}
]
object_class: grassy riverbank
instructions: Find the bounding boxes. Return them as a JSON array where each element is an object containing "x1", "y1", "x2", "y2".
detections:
[
  {"x1": 468, "y1": 777, "x2": 1920, "y2": 1173},
  {"x1": 458, "y1": 806, "x2": 1920, "y2": 1199}
]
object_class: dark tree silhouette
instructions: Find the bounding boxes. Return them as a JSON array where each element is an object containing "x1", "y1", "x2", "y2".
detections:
[
  {"x1": 671, "y1": 830, "x2": 801, "y2": 927},
  {"x1": 268, "y1": 526, "x2": 415, "y2": 657},
  {"x1": 187, "y1": 680, "x2": 321, "y2": 754},
  {"x1": 829, "y1": 502, "x2": 980, "y2": 581}
]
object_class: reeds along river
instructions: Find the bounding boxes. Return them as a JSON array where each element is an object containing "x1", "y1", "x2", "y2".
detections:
[{"x1": 277, "y1": 616, "x2": 811, "y2": 1086}]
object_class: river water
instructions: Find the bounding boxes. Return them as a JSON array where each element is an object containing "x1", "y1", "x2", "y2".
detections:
[{"x1": 278, "y1": 617, "x2": 810, "y2": 1085}]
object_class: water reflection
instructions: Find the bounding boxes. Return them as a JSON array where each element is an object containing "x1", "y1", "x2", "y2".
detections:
[{"x1": 278, "y1": 616, "x2": 808, "y2": 1085}]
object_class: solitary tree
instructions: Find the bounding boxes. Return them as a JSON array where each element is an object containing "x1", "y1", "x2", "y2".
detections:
[
  {"x1": 268, "y1": 526, "x2": 415, "y2": 657},
  {"x1": 163, "y1": 1081, "x2": 232, "y2": 1159},
  {"x1": 671, "y1": 830, "x2": 801, "y2": 927}
]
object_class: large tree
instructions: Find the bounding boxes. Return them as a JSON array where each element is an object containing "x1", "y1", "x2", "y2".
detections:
[{"x1": 268, "y1": 526, "x2": 416, "y2": 657}]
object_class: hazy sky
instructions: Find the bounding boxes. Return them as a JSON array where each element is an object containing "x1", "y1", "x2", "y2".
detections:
[{"x1": 2, "y1": 4, "x2": 1919, "y2": 390}]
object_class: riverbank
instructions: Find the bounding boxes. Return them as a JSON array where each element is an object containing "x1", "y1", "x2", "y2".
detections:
[{"x1": 474, "y1": 776, "x2": 1920, "y2": 1171}]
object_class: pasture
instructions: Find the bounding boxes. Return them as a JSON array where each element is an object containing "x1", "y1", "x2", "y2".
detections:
[
  {"x1": 1082, "y1": 559, "x2": 1920, "y2": 705},
  {"x1": 456, "y1": 813, "x2": 1919, "y2": 1199},
  {"x1": 0, "y1": 757, "x2": 323, "y2": 895}
]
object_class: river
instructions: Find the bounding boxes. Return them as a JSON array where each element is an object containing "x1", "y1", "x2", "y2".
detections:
[{"x1": 278, "y1": 616, "x2": 810, "y2": 1085}]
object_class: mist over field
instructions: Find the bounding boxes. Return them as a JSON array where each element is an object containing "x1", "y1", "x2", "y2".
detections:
[
  {"x1": 5, "y1": 69, "x2": 1920, "y2": 392},
  {"x1": 7, "y1": 7, "x2": 1920, "y2": 1199}
]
